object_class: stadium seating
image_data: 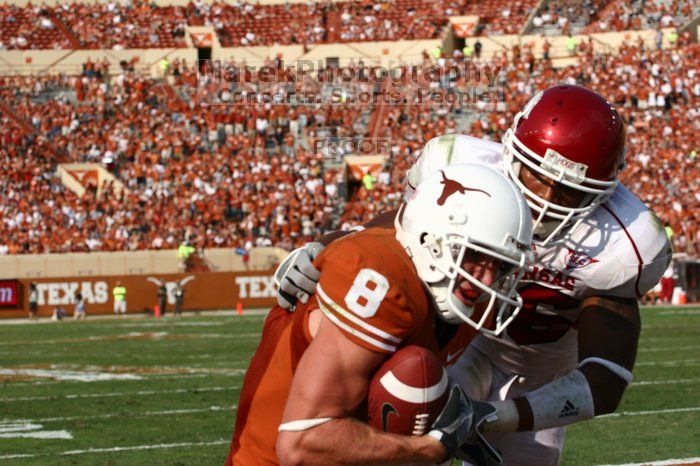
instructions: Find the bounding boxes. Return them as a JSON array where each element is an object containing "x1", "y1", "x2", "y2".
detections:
[
  {"x1": 527, "y1": 0, "x2": 613, "y2": 36},
  {"x1": 585, "y1": 0, "x2": 699, "y2": 33},
  {"x1": 1, "y1": 0, "x2": 698, "y2": 257},
  {"x1": 0, "y1": 59, "x2": 369, "y2": 254},
  {"x1": 0, "y1": 4, "x2": 73, "y2": 49},
  {"x1": 2, "y1": 39, "x2": 698, "y2": 256},
  {"x1": 334, "y1": 0, "x2": 448, "y2": 42},
  {"x1": 13, "y1": 0, "x2": 674, "y2": 51},
  {"x1": 0, "y1": 0, "x2": 547, "y2": 50},
  {"x1": 524, "y1": 0, "x2": 699, "y2": 36},
  {"x1": 190, "y1": 1, "x2": 325, "y2": 47},
  {"x1": 464, "y1": 0, "x2": 538, "y2": 35},
  {"x1": 51, "y1": 2, "x2": 187, "y2": 49}
]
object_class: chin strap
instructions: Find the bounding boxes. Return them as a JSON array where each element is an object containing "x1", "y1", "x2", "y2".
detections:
[{"x1": 429, "y1": 282, "x2": 464, "y2": 325}]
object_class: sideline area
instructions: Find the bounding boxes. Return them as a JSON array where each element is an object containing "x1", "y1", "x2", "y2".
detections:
[{"x1": 0, "y1": 308, "x2": 269, "y2": 325}]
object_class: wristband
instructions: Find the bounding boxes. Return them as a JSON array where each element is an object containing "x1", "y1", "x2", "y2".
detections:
[
  {"x1": 524, "y1": 369, "x2": 595, "y2": 431},
  {"x1": 278, "y1": 417, "x2": 333, "y2": 432}
]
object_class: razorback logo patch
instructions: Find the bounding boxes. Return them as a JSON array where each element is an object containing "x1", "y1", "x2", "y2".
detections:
[{"x1": 437, "y1": 171, "x2": 491, "y2": 206}]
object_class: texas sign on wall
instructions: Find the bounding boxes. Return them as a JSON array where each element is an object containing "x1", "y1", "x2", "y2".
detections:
[{"x1": 0, "y1": 271, "x2": 277, "y2": 318}]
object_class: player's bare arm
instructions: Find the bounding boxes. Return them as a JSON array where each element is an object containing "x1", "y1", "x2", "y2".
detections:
[
  {"x1": 277, "y1": 312, "x2": 447, "y2": 465},
  {"x1": 576, "y1": 295, "x2": 640, "y2": 415}
]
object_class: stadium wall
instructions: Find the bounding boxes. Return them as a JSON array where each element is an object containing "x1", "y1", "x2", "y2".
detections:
[
  {"x1": 217, "y1": 39, "x2": 441, "y2": 66},
  {"x1": 0, "y1": 271, "x2": 277, "y2": 318},
  {"x1": 0, "y1": 247, "x2": 287, "y2": 279},
  {"x1": 0, "y1": 40, "x2": 440, "y2": 75},
  {"x1": 0, "y1": 28, "x2": 675, "y2": 76},
  {"x1": 443, "y1": 28, "x2": 676, "y2": 64},
  {"x1": 0, "y1": 48, "x2": 197, "y2": 76}
]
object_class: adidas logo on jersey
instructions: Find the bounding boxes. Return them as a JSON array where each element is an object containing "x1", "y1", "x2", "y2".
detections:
[{"x1": 558, "y1": 400, "x2": 579, "y2": 418}]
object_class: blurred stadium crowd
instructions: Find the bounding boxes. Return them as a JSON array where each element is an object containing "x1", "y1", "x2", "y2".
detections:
[
  {"x1": 0, "y1": 0, "x2": 698, "y2": 260},
  {"x1": 2, "y1": 0, "x2": 697, "y2": 50}
]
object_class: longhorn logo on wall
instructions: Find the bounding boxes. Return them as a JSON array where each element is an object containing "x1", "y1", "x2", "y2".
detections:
[{"x1": 146, "y1": 276, "x2": 196, "y2": 304}]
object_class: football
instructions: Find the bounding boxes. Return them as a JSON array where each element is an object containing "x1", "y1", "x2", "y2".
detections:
[{"x1": 367, "y1": 345, "x2": 449, "y2": 436}]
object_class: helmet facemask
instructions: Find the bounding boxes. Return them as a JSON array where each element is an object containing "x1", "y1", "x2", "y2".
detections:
[
  {"x1": 503, "y1": 126, "x2": 621, "y2": 245},
  {"x1": 395, "y1": 163, "x2": 534, "y2": 337},
  {"x1": 412, "y1": 228, "x2": 529, "y2": 336}
]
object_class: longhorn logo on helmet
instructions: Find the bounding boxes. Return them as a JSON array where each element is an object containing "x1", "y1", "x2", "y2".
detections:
[{"x1": 437, "y1": 170, "x2": 491, "y2": 206}]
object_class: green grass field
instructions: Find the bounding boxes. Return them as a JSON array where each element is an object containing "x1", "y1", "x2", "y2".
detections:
[{"x1": 0, "y1": 307, "x2": 698, "y2": 465}]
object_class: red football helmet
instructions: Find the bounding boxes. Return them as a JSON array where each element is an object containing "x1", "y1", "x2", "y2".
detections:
[{"x1": 503, "y1": 85, "x2": 626, "y2": 243}]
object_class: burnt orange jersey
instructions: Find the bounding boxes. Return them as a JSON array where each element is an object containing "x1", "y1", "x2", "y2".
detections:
[{"x1": 227, "y1": 228, "x2": 477, "y2": 465}]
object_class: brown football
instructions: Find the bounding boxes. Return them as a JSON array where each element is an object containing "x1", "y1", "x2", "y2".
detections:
[{"x1": 367, "y1": 345, "x2": 449, "y2": 436}]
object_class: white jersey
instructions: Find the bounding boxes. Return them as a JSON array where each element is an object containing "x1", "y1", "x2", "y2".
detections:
[{"x1": 410, "y1": 134, "x2": 672, "y2": 378}]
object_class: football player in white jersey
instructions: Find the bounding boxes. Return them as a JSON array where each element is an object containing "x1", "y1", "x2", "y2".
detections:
[{"x1": 275, "y1": 85, "x2": 672, "y2": 465}]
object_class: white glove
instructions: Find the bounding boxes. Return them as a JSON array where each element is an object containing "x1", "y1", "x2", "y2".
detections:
[{"x1": 274, "y1": 242, "x2": 324, "y2": 310}]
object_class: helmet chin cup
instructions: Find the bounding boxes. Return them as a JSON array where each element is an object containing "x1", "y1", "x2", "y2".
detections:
[
  {"x1": 422, "y1": 236, "x2": 526, "y2": 336},
  {"x1": 429, "y1": 280, "x2": 476, "y2": 325}
]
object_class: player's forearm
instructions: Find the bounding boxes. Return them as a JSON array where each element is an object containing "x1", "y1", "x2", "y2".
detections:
[
  {"x1": 278, "y1": 417, "x2": 445, "y2": 465},
  {"x1": 481, "y1": 297, "x2": 640, "y2": 433},
  {"x1": 477, "y1": 375, "x2": 592, "y2": 434},
  {"x1": 479, "y1": 362, "x2": 633, "y2": 433}
]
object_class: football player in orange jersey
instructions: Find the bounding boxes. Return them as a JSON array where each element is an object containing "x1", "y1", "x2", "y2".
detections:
[{"x1": 227, "y1": 164, "x2": 533, "y2": 465}]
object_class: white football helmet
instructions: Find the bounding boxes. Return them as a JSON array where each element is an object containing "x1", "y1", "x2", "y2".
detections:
[
  {"x1": 395, "y1": 163, "x2": 534, "y2": 335},
  {"x1": 405, "y1": 134, "x2": 503, "y2": 201}
]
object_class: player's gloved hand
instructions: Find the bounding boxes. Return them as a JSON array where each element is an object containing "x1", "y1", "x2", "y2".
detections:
[
  {"x1": 274, "y1": 242, "x2": 324, "y2": 310},
  {"x1": 456, "y1": 402, "x2": 504, "y2": 465},
  {"x1": 428, "y1": 384, "x2": 475, "y2": 462}
]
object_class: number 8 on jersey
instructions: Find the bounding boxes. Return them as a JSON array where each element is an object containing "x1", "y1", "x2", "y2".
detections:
[{"x1": 344, "y1": 269, "x2": 390, "y2": 318}]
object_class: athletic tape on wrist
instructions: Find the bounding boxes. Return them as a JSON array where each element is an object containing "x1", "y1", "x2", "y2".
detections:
[
  {"x1": 524, "y1": 369, "x2": 595, "y2": 431},
  {"x1": 578, "y1": 357, "x2": 633, "y2": 384},
  {"x1": 278, "y1": 417, "x2": 333, "y2": 432}
]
